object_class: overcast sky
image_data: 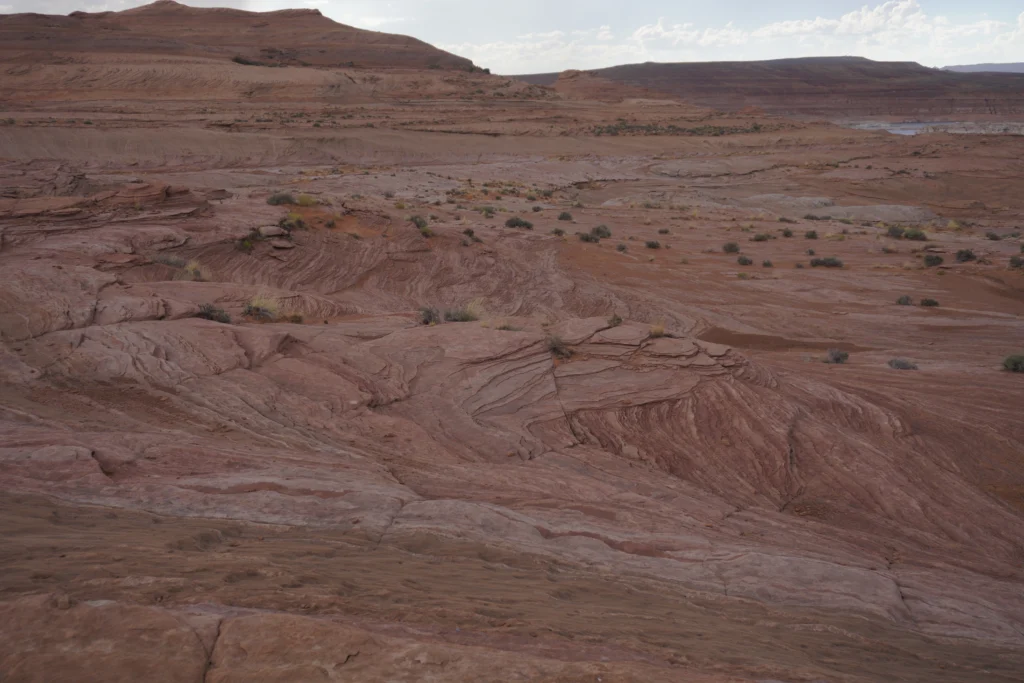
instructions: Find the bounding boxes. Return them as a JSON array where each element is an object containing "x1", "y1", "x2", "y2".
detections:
[{"x1": 4, "y1": 0, "x2": 1023, "y2": 73}]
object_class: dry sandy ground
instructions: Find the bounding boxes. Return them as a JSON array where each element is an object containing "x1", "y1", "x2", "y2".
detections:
[{"x1": 2, "y1": 5, "x2": 1024, "y2": 682}]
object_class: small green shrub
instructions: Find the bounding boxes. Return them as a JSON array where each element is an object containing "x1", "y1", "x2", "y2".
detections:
[
  {"x1": 888, "y1": 358, "x2": 918, "y2": 370},
  {"x1": 547, "y1": 335, "x2": 572, "y2": 359},
  {"x1": 825, "y1": 349, "x2": 848, "y2": 364},
  {"x1": 781, "y1": 228, "x2": 793, "y2": 237},
  {"x1": 723, "y1": 242, "x2": 740, "y2": 253},
  {"x1": 579, "y1": 232, "x2": 599, "y2": 243},
  {"x1": 197, "y1": 304, "x2": 231, "y2": 324},
  {"x1": 551, "y1": 228, "x2": 565, "y2": 237},
  {"x1": 896, "y1": 295, "x2": 913, "y2": 305},
  {"x1": 778, "y1": 217, "x2": 797, "y2": 224},
  {"x1": 607, "y1": 313, "x2": 622, "y2": 327},
  {"x1": 267, "y1": 192, "x2": 296, "y2": 205},
  {"x1": 920, "y1": 298, "x2": 940, "y2": 307},
  {"x1": 752, "y1": 234, "x2": 770, "y2": 242},
  {"x1": 279, "y1": 214, "x2": 305, "y2": 231},
  {"x1": 532, "y1": 206, "x2": 542, "y2": 212},
  {"x1": 645, "y1": 240, "x2": 661, "y2": 249},
  {"x1": 805, "y1": 230, "x2": 818, "y2": 239},
  {"x1": 444, "y1": 307, "x2": 479, "y2": 322},
  {"x1": 1010, "y1": 256, "x2": 1024, "y2": 269},
  {"x1": 505, "y1": 217, "x2": 533, "y2": 229},
  {"x1": 955, "y1": 249, "x2": 976, "y2": 262},
  {"x1": 419, "y1": 227, "x2": 434, "y2": 238},
  {"x1": 810, "y1": 257, "x2": 843, "y2": 268},
  {"x1": 737, "y1": 256, "x2": 753, "y2": 266},
  {"x1": 410, "y1": 215, "x2": 428, "y2": 230},
  {"x1": 421, "y1": 307, "x2": 441, "y2": 325},
  {"x1": 463, "y1": 228, "x2": 475, "y2": 237},
  {"x1": 591, "y1": 224, "x2": 612, "y2": 239},
  {"x1": 658, "y1": 228, "x2": 670, "y2": 235},
  {"x1": 923, "y1": 255, "x2": 943, "y2": 267},
  {"x1": 986, "y1": 232, "x2": 1003, "y2": 241},
  {"x1": 616, "y1": 243, "x2": 627, "y2": 252},
  {"x1": 886, "y1": 225, "x2": 905, "y2": 239},
  {"x1": 296, "y1": 194, "x2": 317, "y2": 207},
  {"x1": 1003, "y1": 355, "x2": 1024, "y2": 372},
  {"x1": 154, "y1": 254, "x2": 187, "y2": 268},
  {"x1": 904, "y1": 228, "x2": 927, "y2": 241},
  {"x1": 558, "y1": 212, "x2": 573, "y2": 221},
  {"x1": 806, "y1": 249, "x2": 816, "y2": 256},
  {"x1": 762, "y1": 260, "x2": 773, "y2": 268}
]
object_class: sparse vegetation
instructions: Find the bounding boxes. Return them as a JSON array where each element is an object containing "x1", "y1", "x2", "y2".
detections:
[
  {"x1": 279, "y1": 213, "x2": 305, "y2": 231},
  {"x1": 723, "y1": 242, "x2": 740, "y2": 253},
  {"x1": 1003, "y1": 355, "x2": 1024, "y2": 372},
  {"x1": 410, "y1": 215, "x2": 428, "y2": 230},
  {"x1": 645, "y1": 240, "x2": 661, "y2": 249},
  {"x1": 886, "y1": 225, "x2": 905, "y2": 239},
  {"x1": 781, "y1": 228, "x2": 793, "y2": 237},
  {"x1": 810, "y1": 257, "x2": 843, "y2": 268},
  {"x1": 923, "y1": 255, "x2": 944, "y2": 267},
  {"x1": 649, "y1": 321, "x2": 666, "y2": 338},
  {"x1": 778, "y1": 217, "x2": 797, "y2": 224},
  {"x1": 888, "y1": 358, "x2": 918, "y2": 370},
  {"x1": 505, "y1": 217, "x2": 533, "y2": 229},
  {"x1": 806, "y1": 249, "x2": 816, "y2": 256},
  {"x1": 825, "y1": 349, "x2": 849, "y2": 364},
  {"x1": 267, "y1": 192, "x2": 296, "y2": 206},
  {"x1": 197, "y1": 304, "x2": 231, "y2": 324},
  {"x1": 608, "y1": 313, "x2": 623, "y2": 327},
  {"x1": 920, "y1": 298, "x2": 940, "y2": 307},
  {"x1": 444, "y1": 306, "x2": 479, "y2": 322},
  {"x1": 558, "y1": 212, "x2": 573, "y2": 221},
  {"x1": 296, "y1": 194, "x2": 317, "y2": 207},
  {"x1": 762, "y1": 260, "x2": 773, "y2": 268},
  {"x1": 805, "y1": 230, "x2": 818, "y2": 239},
  {"x1": 579, "y1": 232, "x2": 600, "y2": 243},
  {"x1": 897, "y1": 295, "x2": 913, "y2": 305},
  {"x1": 243, "y1": 294, "x2": 278, "y2": 321},
  {"x1": 752, "y1": 234, "x2": 770, "y2": 242},
  {"x1": 658, "y1": 228, "x2": 670, "y2": 235},
  {"x1": 904, "y1": 228, "x2": 927, "y2": 241},
  {"x1": 986, "y1": 232, "x2": 1003, "y2": 241},
  {"x1": 175, "y1": 259, "x2": 211, "y2": 282},
  {"x1": 420, "y1": 307, "x2": 441, "y2": 325},
  {"x1": 955, "y1": 249, "x2": 976, "y2": 262},
  {"x1": 591, "y1": 225, "x2": 612, "y2": 239},
  {"x1": 551, "y1": 228, "x2": 565, "y2": 237},
  {"x1": 533, "y1": 206, "x2": 543, "y2": 212},
  {"x1": 616, "y1": 243, "x2": 628, "y2": 252},
  {"x1": 547, "y1": 335, "x2": 572, "y2": 359},
  {"x1": 737, "y1": 256, "x2": 753, "y2": 266},
  {"x1": 1010, "y1": 256, "x2": 1024, "y2": 269},
  {"x1": 153, "y1": 254, "x2": 186, "y2": 268}
]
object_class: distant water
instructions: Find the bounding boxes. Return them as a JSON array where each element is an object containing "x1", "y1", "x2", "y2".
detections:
[{"x1": 843, "y1": 121, "x2": 1024, "y2": 136}]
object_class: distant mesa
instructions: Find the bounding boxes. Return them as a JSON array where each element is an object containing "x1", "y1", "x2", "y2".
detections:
[
  {"x1": 515, "y1": 56, "x2": 1024, "y2": 116},
  {"x1": 943, "y1": 63, "x2": 1024, "y2": 74},
  {"x1": 0, "y1": 0, "x2": 475, "y2": 70}
]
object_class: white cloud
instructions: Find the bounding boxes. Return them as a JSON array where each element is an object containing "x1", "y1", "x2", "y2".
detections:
[{"x1": 441, "y1": 1, "x2": 1024, "y2": 74}]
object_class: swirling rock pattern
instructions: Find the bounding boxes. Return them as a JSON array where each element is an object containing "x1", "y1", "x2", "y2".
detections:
[{"x1": 1, "y1": 7, "x2": 1024, "y2": 680}]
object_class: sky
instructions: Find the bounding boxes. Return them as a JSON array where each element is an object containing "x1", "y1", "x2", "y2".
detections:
[{"x1": 4, "y1": 0, "x2": 1023, "y2": 73}]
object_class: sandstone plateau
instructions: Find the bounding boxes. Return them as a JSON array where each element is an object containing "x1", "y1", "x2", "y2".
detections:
[{"x1": 1, "y1": 2, "x2": 1024, "y2": 682}]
